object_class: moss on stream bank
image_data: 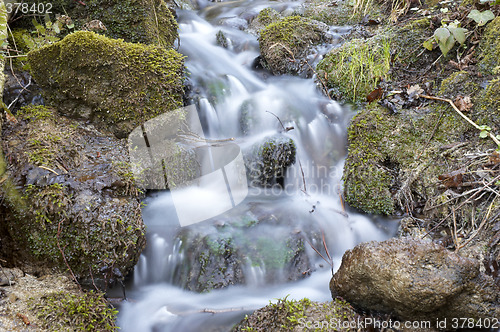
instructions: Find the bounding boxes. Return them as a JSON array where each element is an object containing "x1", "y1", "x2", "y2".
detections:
[{"x1": 28, "y1": 31, "x2": 185, "y2": 138}]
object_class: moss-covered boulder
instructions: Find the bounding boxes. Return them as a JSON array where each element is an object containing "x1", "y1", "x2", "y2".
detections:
[
  {"x1": 28, "y1": 31, "x2": 185, "y2": 138},
  {"x1": 316, "y1": 36, "x2": 391, "y2": 103},
  {"x1": 258, "y1": 16, "x2": 332, "y2": 76},
  {"x1": 244, "y1": 135, "x2": 296, "y2": 188},
  {"x1": 84, "y1": 0, "x2": 178, "y2": 47},
  {"x1": 478, "y1": 16, "x2": 500, "y2": 76},
  {"x1": 232, "y1": 297, "x2": 359, "y2": 331},
  {"x1": 342, "y1": 99, "x2": 471, "y2": 215},
  {"x1": 0, "y1": 105, "x2": 146, "y2": 284}
]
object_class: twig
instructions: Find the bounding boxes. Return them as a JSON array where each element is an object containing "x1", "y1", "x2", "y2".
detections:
[
  {"x1": 89, "y1": 267, "x2": 99, "y2": 292},
  {"x1": 419, "y1": 94, "x2": 500, "y2": 146},
  {"x1": 298, "y1": 160, "x2": 308, "y2": 195},
  {"x1": 458, "y1": 196, "x2": 497, "y2": 250},
  {"x1": 57, "y1": 219, "x2": 82, "y2": 291},
  {"x1": 304, "y1": 231, "x2": 334, "y2": 275},
  {"x1": 423, "y1": 173, "x2": 500, "y2": 238},
  {"x1": 38, "y1": 165, "x2": 59, "y2": 175}
]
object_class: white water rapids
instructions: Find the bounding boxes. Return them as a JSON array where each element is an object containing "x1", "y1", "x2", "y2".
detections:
[{"x1": 117, "y1": 2, "x2": 397, "y2": 331}]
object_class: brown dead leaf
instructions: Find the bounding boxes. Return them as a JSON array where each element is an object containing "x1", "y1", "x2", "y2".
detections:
[
  {"x1": 366, "y1": 87, "x2": 383, "y2": 103},
  {"x1": 454, "y1": 95, "x2": 473, "y2": 112},
  {"x1": 16, "y1": 313, "x2": 30, "y2": 325},
  {"x1": 438, "y1": 170, "x2": 463, "y2": 188},
  {"x1": 5, "y1": 111, "x2": 18, "y2": 124}
]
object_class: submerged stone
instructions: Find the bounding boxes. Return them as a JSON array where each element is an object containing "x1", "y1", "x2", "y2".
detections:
[
  {"x1": 28, "y1": 31, "x2": 185, "y2": 138},
  {"x1": 244, "y1": 135, "x2": 296, "y2": 188}
]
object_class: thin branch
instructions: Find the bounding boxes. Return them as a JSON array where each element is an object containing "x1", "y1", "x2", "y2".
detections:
[
  {"x1": 423, "y1": 173, "x2": 500, "y2": 238},
  {"x1": 419, "y1": 94, "x2": 500, "y2": 146}
]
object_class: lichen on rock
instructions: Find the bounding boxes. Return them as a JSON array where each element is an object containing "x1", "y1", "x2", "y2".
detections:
[{"x1": 28, "y1": 31, "x2": 185, "y2": 138}]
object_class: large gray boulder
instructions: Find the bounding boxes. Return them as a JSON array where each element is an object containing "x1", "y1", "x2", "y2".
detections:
[{"x1": 330, "y1": 237, "x2": 500, "y2": 327}]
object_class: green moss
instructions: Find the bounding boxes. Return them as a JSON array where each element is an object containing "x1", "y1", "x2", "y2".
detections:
[
  {"x1": 85, "y1": 0, "x2": 178, "y2": 48},
  {"x1": 259, "y1": 16, "x2": 328, "y2": 75},
  {"x1": 476, "y1": 78, "x2": 500, "y2": 132},
  {"x1": 478, "y1": 17, "x2": 500, "y2": 75},
  {"x1": 256, "y1": 8, "x2": 281, "y2": 27},
  {"x1": 343, "y1": 100, "x2": 470, "y2": 215},
  {"x1": 31, "y1": 291, "x2": 117, "y2": 331},
  {"x1": 28, "y1": 31, "x2": 185, "y2": 138},
  {"x1": 439, "y1": 71, "x2": 479, "y2": 98},
  {"x1": 316, "y1": 37, "x2": 391, "y2": 103}
]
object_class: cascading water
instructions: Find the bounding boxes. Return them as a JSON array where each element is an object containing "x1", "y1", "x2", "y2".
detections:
[{"x1": 118, "y1": 2, "x2": 396, "y2": 331}]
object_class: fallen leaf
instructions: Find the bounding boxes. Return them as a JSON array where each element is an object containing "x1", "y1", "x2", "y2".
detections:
[
  {"x1": 366, "y1": 87, "x2": 383, "y2": 103},
  {"x1": 438, "y1": 170, "x2": 463, "y2": 188},
  {"x1": 16, "y1": 313, "x2": 30, "y2": 326},
  {"x1": 454, "y1": 95, "x2": 473, "y2": 112},
  {"x1": 5, "y1": 110, "x2": 18, "y2": 124},
  {"x1": 407, "y1": 84, "x2": 424, "y2": 98}
]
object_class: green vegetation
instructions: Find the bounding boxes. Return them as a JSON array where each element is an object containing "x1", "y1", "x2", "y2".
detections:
[
  {"x1": 28, "y1": 31, "x2": 185, "y2": 138},
  {"x1": 259, "y1": 16, "x2": 329, "y2": 75},
  {"x1": 85, "y1": 0, "x2": 178, "y2": 47},
  {"x1": 317, "y1": 37, "x2": 391, "y2": 102},
  {"x1": 31, "y1": 291, "x2": 117, "y2": 331},
  {"x1": 423, "y1": 21, "x2": 467, "y2": 57},
  {"x1": 478, "y1": 16, "x2": 500, "y2": 75}
]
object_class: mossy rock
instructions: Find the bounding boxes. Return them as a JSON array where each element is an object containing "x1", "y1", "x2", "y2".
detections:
[
  {"x1": 84, "y1": 0, "x2": 178, "y2": 47},
  {"x1": 0, "y1": 105, "x2": 146, "y2": 283},
  {"x1": 316, "y1": 36, "x2": 391, "y2": 103},
  {"x1": 172, "y1": 202, "x2": 321, "y2": 292},
  {"x1": 244, "y1": 135, "x2": 296, "y2": 188},
  {"x1": 438, "y1": 71, "x2": 480, "y2": 98},
  {"x1": 232, "y1": 297, "x2": 359, "y2": 331},
  {"x1": 258, "y1": 16, "x2": 331, "y2": 76},
  {"x1": 294, "y1": 0, "x2": 380, "y2": 26},
  {"x1": 476, "y1": 77, "x2": 500, "y2": 131},
  {"x1": 28, "y1": 31, "x2": 185, "y2": 138},
  {"x1": 343, "y1": 101, "x2": 470, "y2": 215},
  {"x1": 478, "y1": 17, "x2": 500, "y2": 76}
]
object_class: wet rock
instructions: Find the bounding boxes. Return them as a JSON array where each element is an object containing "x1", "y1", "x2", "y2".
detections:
[
  {"x1": 244, "y1": 135, "x2": 296, "y2": 188},
  {"x1": 28, "y1": 31, "x2": 185, "y2": 138},
  {"x1": 258, "y1": 16, "x2": 332, "y2": 76},
  {"x1": 0, "y1": 267, "x2": 23, "y2": 286},
  {"x1": 172, "y1": 203, "x2": 319, "y2": 292},
  {"x1": 0, "y1": 105, "x2": 146, "y2": 284},
  {"x1": 330, "y1": 237, "x2": 500, "y2": 324},
  {"x1": 84, "y1": 0, "x2": 179, "y2": 47}
]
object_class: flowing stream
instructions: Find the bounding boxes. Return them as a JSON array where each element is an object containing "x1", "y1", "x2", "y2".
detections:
[{"x1": 117, "y1": 2, "x2": 397, "y2": 330}]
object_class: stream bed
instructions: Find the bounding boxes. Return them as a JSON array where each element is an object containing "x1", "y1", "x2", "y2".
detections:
[{"x1": 117, "y1": 1, "x2": 398, "y2": 330}]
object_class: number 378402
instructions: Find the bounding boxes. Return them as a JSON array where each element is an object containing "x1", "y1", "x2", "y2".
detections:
[{"x1": 5, "y1": 2, "x2": 53, "y2": 14}]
